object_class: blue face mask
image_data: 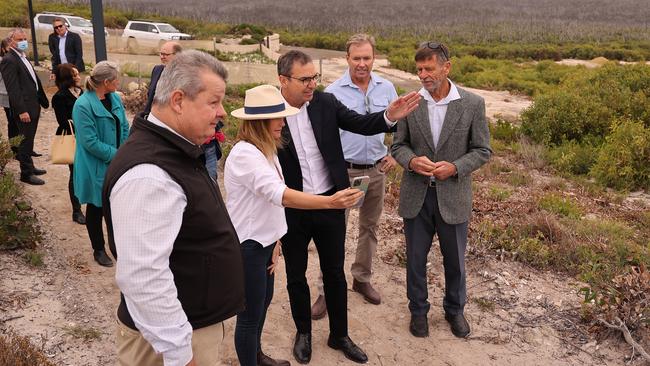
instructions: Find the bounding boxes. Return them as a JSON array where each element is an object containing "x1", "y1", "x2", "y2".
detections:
[{"x1": 16, "y1": 40, "x2": 29, "y2": 52}]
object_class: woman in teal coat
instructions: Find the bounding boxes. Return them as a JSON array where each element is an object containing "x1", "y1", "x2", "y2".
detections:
[{"x1": 73, "y1": 61, "x2": 129, "y2": 267}]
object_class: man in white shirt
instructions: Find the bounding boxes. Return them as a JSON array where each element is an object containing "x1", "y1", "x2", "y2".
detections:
[
  {"x1": 276, "y1": 50, "x2": 420, "y2": 364},
  {"x1": 48, "y1": 18, "x2": 85, "y2": 76},
  {"x1": 311, "y1": 34, "x2": 398, "y2": 318},
  {"x1": 391, "y1": 42, "x2": 491, "y2": 339},
  {"x1": 103, "y1": 50, "x2": 245, "y2": 366}
]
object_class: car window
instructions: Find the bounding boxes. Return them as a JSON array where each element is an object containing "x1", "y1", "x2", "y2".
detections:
[
  {"x1": 130, "y1": 22, "x2": 145, "y2": 31},
  {"x1": 147, "y1": 24, "x2": 158, "y2": 33},
  {"x1": 38, "y1": 15, "x2": 55, "y2": 24},
  {"x1": 68, "y1": 17, "x2": 92, "y2": 27},
  {"x1": 157, "y1": 24, "x2": 180, "y2": 33}
]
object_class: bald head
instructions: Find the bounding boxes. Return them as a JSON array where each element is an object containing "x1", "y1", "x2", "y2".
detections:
[{"x1": 159, "y1": 41, "x2": 182, "y2": 64}]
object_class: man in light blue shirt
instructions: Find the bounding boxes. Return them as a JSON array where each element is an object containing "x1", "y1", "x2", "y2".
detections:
[{"x1": 311, "y1": 34, "x2": 398, "y2": 318}]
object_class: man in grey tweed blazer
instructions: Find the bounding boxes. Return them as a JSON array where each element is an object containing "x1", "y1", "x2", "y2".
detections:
[{"x1": 391, "y1": 42, "x2": 491, "y2": 339}]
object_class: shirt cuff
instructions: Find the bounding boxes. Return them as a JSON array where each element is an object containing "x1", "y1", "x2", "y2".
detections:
[
  {"x1": 162, "y1": 342, "x2": 193, "y2": 366},
  {"x1": 383, "y1": 111, "x2": 397, "y2": 128},
  {"x1": 272, "y1": 184, "x2": 288, "y2": 207}
]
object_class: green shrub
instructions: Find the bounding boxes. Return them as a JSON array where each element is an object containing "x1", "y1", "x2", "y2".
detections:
[
  {"x1": 547, "y1": 141, "x2": 598, "y2": 175},
  {"x1": 590, "y1": 119, "x2": 650, "y2": 190},
  {"x1": 538, "y1": 193, "x2": 583, "y2": 219},
  {"x1": 489, "y1": 119, "x2": 520, "y2": 143}
]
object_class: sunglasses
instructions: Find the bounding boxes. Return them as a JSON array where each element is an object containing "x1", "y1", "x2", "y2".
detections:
[
  {"x1": 54, "y1": 24, "x2": 65, "y2": 30},
  {"x1": 419, "y1": 41, "x2": 449, "y2": 60}
]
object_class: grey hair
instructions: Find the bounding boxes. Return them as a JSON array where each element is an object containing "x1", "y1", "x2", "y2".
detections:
[
  {"x1": 85, "y1": 61, "x2": 119, "y2": 91},
  {"x1": 153, "y1": 49, "x2": 228, "y2": 106},
  {"x1": 277, "y1": 50, "x2": 312, "y2": 77},
  {"x1": 346, "y1": 33, "x2": 376, "y2": 54},
  {"x1": 7, "y1": 28, "x2": 26, "y2": 41}
]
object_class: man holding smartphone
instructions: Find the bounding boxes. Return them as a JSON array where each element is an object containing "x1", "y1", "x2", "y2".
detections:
[{"x1": 311, "y1": 34, "x2": 398, "y2": 319}]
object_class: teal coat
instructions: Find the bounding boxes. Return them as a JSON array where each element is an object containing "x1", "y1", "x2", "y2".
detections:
[{"x1": 72, "y1": 91, "x2": 130, "y2": 207}]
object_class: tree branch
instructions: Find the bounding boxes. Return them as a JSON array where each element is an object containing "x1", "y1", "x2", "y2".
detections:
[{"x1": 599, "y1": 317, "x2": 650, "y2": 362}]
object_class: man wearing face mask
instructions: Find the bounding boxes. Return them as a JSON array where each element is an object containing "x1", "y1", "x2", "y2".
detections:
[
  {"x1": 391, "y1": 42, "x2": 491, "y2": 339},
  {"x1": 0, "y1": 28, "x2": 49, "y2": 185}
]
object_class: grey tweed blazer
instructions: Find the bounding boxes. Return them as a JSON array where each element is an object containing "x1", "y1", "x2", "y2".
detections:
[{"x1": 391, "y1": 87, "x2": 491, "y2": 224}]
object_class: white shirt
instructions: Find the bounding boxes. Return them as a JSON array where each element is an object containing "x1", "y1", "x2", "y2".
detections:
[
  {"x1": 286, "y1": 101, "x2": 335, "y2": 194},
  {"x1": 13, "y1": 48, "x2": 38, "y2": 90},
  {"x1": 418, "y1": 79, "x2": 461, "y2": 148},
  {"x1": 58, "y1": 31, "x2": 68, "y2": 64},
  {"x1": 111, "y1": 113, "x2": 194, "y2": 366},
  {"x1": 224, "y1": 141, "x2": 288, "y2": 246}
]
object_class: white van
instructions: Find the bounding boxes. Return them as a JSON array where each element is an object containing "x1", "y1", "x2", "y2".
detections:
[{"x1": 33, "y1": 12, "x2": 109, "y2": 38}]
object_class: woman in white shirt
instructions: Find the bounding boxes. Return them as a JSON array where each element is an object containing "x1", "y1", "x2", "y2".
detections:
[{"x1": 225, "y1": 85, "x2": 361, "y2": 366}]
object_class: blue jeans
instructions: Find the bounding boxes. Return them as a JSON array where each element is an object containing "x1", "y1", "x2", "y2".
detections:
[
  {"x1": 235, "y1": 240, "x2": 275, "y2": 366},
  {"x1": 204, "y1": 141, "x2": 218, "y2": 180}
]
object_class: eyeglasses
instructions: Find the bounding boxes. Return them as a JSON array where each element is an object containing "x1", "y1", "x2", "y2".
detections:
[
  {"x1": 159, "y1": 52, "x2": 175, "y2": 57},
  {"x1": 364, "y1": 95, "x2": 371, "y2": 114},
  {"x1": 282, "y1": 73, "x2": 320, "y2": 86},
  {"x1": 419, "y1": 41, "x2": 449, "y2": 60},
  {"x1": 54, "y1": 24, "x2": 65, "y2": 30}
]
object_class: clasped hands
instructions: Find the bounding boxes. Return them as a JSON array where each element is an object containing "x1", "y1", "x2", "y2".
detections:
[{"x1": 409, "y1": 156, "x2": 456, "y2": 180}]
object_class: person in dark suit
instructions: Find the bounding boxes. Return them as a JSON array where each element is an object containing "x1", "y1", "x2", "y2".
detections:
[
  {"x1": 51, "y1": 63, "x2": 86, "y2": 225},
  {"x1": 391, "y1": 42, "x2": 491, "y2": 339},
  {"x1": 0, "y1": 28, "x2": 49, "y2": 185},
  {"x1": 48, "y1": 18, "x2": 85, "y2": 78},
  {"x1": 276, "y1": 50, "x2": 420, "y2": 364},
  {"x1": 142, "y1": 41, "x2": 182, "y2": 115}
]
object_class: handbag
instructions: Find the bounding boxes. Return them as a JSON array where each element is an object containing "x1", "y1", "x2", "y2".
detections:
[{"x1": 51, "y1": 120, "x2": 76, "y2": 165}]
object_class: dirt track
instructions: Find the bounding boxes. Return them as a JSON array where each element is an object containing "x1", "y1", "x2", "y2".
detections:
[{"x1": 0, "y1": 71, "x2": 635, "y2": 366}]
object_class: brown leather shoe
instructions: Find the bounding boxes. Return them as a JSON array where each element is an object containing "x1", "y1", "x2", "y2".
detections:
[
  {"x1": 258, "y1": 350, "x2": 291, "y2": 366},
  {"x1": 352, "y1": 280, "x2": 381, "y2": 305},
  {"x1": 310, "y1": 294, "x2": 327, "y2": 320}
]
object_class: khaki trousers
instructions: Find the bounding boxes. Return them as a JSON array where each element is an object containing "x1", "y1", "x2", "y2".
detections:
[
  {"x1": 317, "y1": 165, "x2": 385, "y2": 294},
  {"x1": 116, "y1": 317, "x2": 224, "y2": 366}
]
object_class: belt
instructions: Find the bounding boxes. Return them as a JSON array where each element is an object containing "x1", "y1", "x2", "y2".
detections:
[{"x1": 346, "y1": 160, "x2": 382, "y2": 170}]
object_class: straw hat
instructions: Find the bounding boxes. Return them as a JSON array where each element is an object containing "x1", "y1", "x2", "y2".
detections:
[{"x1": 231, "y1": 85, "x2": 299, "y2": 120}]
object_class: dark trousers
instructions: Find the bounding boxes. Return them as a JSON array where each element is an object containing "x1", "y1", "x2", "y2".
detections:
[
  {"x1": 67, "y1": 165, "x2": 82, "y2": 213},
  {"x1": 86, "y1": 203, "x2": 105, "y2": 252},
  {"x1": 282, "y1": 206, "x2": 348, "y2": 337},
  {"x1": 404, "y1": 186, "x2": 468, "y2": 316},
  {"x1": 13, "y1": 106, "x2": 40, "y2": 177},
  {"x1": 235, "y1": 240, "x2": 276, "y2": 366}
]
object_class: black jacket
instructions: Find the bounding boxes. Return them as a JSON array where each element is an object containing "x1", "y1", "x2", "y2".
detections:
[
  {"x1": 51, "y1": 88, "x2": 81, "y2": 135},
  {"x1": 277, "y1": 90, "x2": 392, "y2": 192},
  {"x1": 0, "y1": 49, "x2": 48, "y2": 117},
  {"x1": 143, "y1": 64, "x2": 164, "y2": 115},
  {"x1": 48, "y1": 31, "x2": 85, "y2": 73}
]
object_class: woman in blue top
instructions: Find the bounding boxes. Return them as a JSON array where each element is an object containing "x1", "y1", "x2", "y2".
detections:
[{"x1": 73, "y1": 61, "x2": 130, "y2": 267}]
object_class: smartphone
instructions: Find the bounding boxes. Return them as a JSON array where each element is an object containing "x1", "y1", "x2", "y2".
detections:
[{"x1": 350, "y1": 175, "x2": 370, "y2": 208}]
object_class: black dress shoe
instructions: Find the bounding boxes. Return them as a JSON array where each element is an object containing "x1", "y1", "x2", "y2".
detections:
[
  {"x1": 409, "y1": 314, "x2": 429, "y2": 338},
  {"x1": 445, "y1": 312, "x2": 471, "y2": 338},
  {"x1": 31, "y1": 151, "x2": 42, "y2": 157},
  {"x1": 258, "y1": 350, "x2": 291, "y2": 366},
  {"x1": 327, "y1": 335, "x2": 368, "y2": 364},
  {"x1": 293, "y1": 332, "x2": 311, "y2": 364},
  {"x1": 72, "y1": 211, "x2": 86, "y2": 225},
  {"x1": 20, "y1": 175, "x2": 45, "y2": 185},
  {"x1": 32, "y1": 168, "x2": 46, "y2": 175},
  {"x1": 93, "y1": 250, "x2": 114, "y2": 267}
]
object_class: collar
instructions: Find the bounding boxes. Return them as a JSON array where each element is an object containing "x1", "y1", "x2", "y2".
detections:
[
  {"x1": 11, "y1": 48, "x2": 25, "y2": 58},
  {"x1": 419, "y1": 79, "x2": 460, "y2": 105},
  {"x1": 339, "y1": 69, "x2": 381, "y2": 90},
  {"x1": 147, "y1": 112, "x2": 195, "y2": 145}
]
